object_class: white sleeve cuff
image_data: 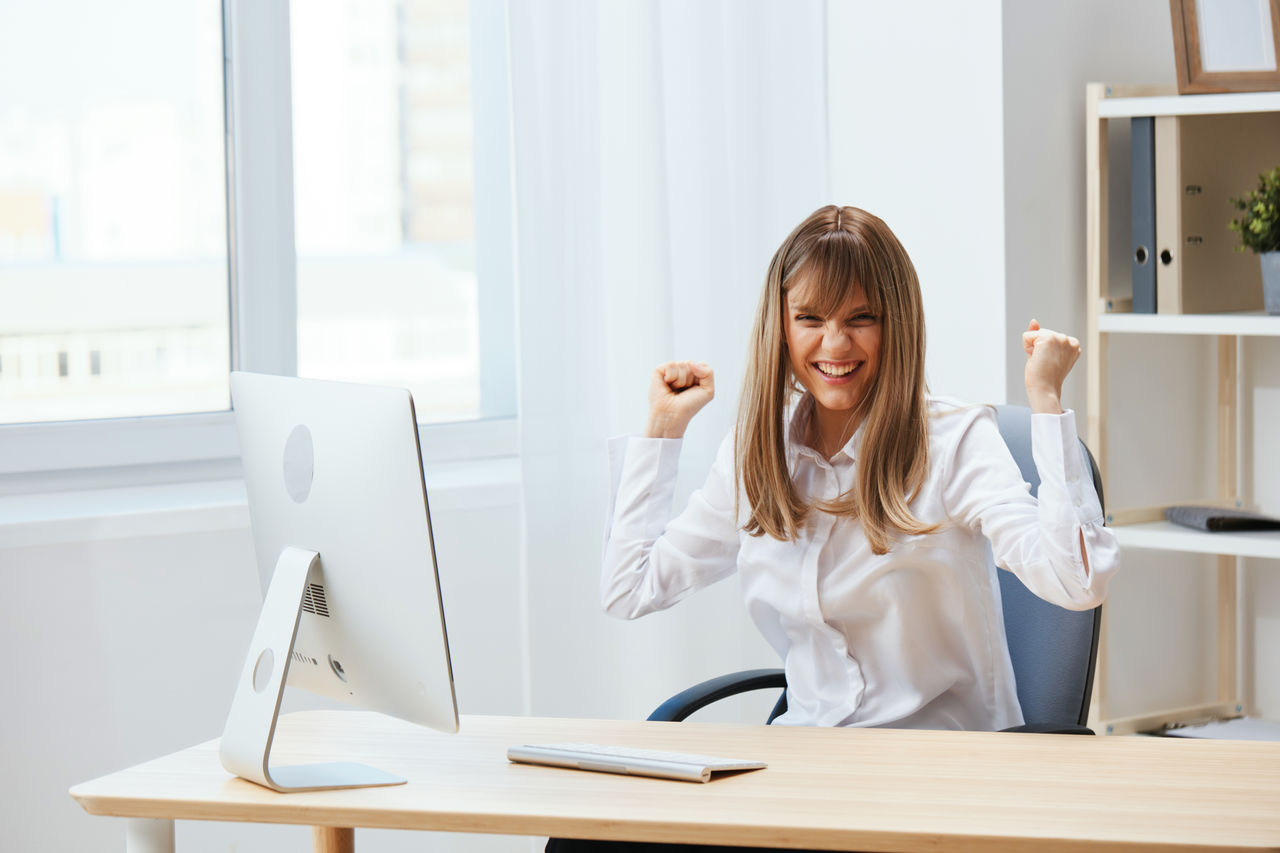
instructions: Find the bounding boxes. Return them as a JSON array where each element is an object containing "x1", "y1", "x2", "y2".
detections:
[{"x1": 1030, "y1": 409, "x2": 1103, "y2": 526}]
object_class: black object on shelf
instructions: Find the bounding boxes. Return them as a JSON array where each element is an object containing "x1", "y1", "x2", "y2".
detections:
[
  {"x1": 1165, "y1": 505, "x2": 1280, "y2": 532},
  {"x1": 1131, "y1": 116, "x2": 1157, "y2": 314}
]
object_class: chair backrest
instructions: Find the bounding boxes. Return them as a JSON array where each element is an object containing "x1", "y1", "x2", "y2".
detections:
[{"x1": 992, "y1": 405, "x2": 1103, "y2": 727}]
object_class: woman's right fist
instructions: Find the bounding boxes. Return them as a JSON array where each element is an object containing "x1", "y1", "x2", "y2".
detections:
[{"x1": 645, "y1": 361, "x2": 714, "y2": 438}]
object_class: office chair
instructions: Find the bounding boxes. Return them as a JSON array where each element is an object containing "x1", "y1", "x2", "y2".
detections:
[{"x1": 647, "y1": 405, "x2": 1103, "y2": 735}]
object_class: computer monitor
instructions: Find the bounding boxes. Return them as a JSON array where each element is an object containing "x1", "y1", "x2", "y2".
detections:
[{"x1": 220, "y1": 371, "x2": 459, "y2": 793}]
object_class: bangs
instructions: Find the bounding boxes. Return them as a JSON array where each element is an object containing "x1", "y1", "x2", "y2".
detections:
[{"x1": 783, "y1": 230, "x2": 881, "y2": 315}]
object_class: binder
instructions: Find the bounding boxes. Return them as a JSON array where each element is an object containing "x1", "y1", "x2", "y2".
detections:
[
  {"x1": 1154, "y1": 112, "x2": 1280, "y2": 315},
  {"x1": 1130, "y1": 117, "x2": 1156, "y2": 313}
]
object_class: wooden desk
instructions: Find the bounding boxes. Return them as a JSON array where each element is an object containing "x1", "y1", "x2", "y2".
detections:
[{"x1": 71, "y1": 711, "x2": 1280, "y2": 852}]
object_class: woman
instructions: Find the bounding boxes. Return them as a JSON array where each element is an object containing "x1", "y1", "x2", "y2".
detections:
[{"x1": 600, "y1": 204, "x2": 1118, "y2": 732}]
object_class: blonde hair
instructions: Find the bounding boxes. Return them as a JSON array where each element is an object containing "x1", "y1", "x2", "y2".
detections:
[{"x1": 735, "y1": 205, "x2": 938, "y2": 554}]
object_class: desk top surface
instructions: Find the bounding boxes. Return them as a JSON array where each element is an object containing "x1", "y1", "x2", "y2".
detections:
[{"x1": 71, "y1": 711, "x2": 1280, "y2": 853}]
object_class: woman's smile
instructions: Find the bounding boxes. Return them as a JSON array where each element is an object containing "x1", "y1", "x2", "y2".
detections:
[{"x1": 813, "y1": 360, "x2": 863, "y2": 381}]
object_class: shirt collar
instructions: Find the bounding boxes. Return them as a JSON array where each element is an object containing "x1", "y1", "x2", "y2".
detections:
[{"x1": 786, "y1": 393, "x2": 862, "y2": 464}]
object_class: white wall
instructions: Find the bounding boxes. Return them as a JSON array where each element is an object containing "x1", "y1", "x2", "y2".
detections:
[
  {"x1": 0, "y1": 490, "x2": 529, "y2": 853},
  {"x1": 827, "y1": 0, "x2": 1009, "y2": 406},
  {"x1": 1001, "y1": 0, "x2": 1179, "y2": 411},
  {"x1": 1243, "y1": 338, "x2": 1280, "y2": 719}
]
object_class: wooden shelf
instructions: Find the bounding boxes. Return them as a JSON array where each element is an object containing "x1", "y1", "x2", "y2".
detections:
[
  {"x1": 1098, "y1": 90, "x2": 1280, "y2": 119},
  {"x1": 1098, "y1": 311, "x2": 1280, "y2": 336},
  {"x1": 1097, "y1": 700, "x2": 1244, "y2": 736},
  {"x1": 1112, "y1": 521, "x2": 1280, "y2": 560}
]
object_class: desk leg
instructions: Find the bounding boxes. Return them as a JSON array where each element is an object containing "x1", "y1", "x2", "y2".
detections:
[
  {"x1": 126, "y1": 818, "x2": 175, "y2": 853},
  {"x1": 314, "y1": 826, "x2": 354, "y2": 853}
]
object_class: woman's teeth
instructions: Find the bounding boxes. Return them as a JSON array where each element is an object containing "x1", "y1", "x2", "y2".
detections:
[{"x1": 816, "y1": 362, "x2": 857, "y2": 377}]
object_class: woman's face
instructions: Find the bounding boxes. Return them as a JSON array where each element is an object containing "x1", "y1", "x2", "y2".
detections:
[{"x1": 784, "y1": 281, "x2": 882, "y2": 421}]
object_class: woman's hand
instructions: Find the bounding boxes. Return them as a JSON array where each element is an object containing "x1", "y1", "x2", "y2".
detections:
[
  {"x1": 1022, "y1": 320, "x2": 1080, "y2": 415},
  {"x1": 645, "y1": 361, "x2": 715, "y2": 438}
]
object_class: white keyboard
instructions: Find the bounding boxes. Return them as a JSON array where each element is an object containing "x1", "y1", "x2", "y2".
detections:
[{"x1": 506, "y1": 742, "x2": 767, "y2": 783}]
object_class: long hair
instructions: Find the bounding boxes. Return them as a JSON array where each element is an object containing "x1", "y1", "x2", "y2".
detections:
[{"x1": 735, "y1": 205, "x2": 937, "y2": 554}]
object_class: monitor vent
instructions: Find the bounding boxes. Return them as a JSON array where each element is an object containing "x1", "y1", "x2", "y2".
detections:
[
  {"x1": 291, "y1": 650, "x2": 319, "y2": 666},
  {"x1": 301, "y1": 583, "x2": 330, "y2": 617}
]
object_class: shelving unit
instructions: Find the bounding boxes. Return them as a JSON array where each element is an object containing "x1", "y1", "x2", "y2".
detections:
[{"x1": 1085, "y1": 84, "x2": 1280, "y2": 736}]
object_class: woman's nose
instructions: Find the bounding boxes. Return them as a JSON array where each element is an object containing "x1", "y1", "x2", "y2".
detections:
[{"x1": 824, "y1": 323, "x2": 853, "y2": 351}]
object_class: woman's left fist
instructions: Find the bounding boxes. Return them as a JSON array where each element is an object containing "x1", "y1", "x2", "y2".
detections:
[{"x1": 1022, "y1": 319, "x2": 1080, "y2": 414}]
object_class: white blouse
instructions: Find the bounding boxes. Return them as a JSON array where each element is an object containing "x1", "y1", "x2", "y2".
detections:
[{"x1": 601, "y1": 396, "x2": 1119, "y2": 731}]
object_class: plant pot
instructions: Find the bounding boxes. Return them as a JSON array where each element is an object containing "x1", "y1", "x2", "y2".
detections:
[{"x1": 1264, "y1": 251, "x2": 1280, "y2": 315}]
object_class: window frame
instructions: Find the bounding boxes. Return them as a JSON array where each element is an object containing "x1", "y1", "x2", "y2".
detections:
[{"x1": 0, "y1": 0, "x2": 517, "y2": 480}]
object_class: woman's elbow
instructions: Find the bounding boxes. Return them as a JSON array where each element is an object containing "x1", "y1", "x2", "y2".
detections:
[
  {"x1": 1070, "y1": 534, "x2": 1120, "y2": 609},
  {"x1": 600, "y1": 592, "x2": 645, "y2": 620},
  {"x1": 599, "y1": 576, "x2": 655, "y2": 620},
  {"x1": 1057, "y1": 560, "x2": 1116, "y2": 610},
  {"x1": 1059, "y1": 585, "x2": 1107, "y2": 611}
]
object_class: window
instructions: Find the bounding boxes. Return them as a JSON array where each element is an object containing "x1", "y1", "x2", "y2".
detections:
[
  {"x1": 0, "y1": 0, "x2": 515, "y2": 476},
  {"x1": 0, "y1": 1, "x2": 229, "y2": 425},
  {"x1": 290, "y1": 0, "x2": 486, "y2": 422}
]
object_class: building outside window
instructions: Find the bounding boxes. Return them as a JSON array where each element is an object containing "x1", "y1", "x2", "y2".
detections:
[
  {"x1": 0, "y1": 0, "x2": 497, "y2": 433},
  {"x1": 0, "y1": 2, "x2": 229, "y2": 424},
  {"x1": 293, "y1": 0, "x2": 484, "y2": 422}
]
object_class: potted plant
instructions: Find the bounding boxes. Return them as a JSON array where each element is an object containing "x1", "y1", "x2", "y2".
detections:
[{"x1": 1230, "y1": 165, "x2": 1280, "y2": 315}]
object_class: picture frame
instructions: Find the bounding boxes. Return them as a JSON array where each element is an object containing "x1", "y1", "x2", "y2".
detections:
[{"x1": 1170, "y1": 0, "x2": 1280, "y2": 93}]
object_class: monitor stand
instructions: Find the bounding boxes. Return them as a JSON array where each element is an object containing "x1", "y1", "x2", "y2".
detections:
[{"x1": 219, "y1": 546, "x2": 407, "y2": 792}]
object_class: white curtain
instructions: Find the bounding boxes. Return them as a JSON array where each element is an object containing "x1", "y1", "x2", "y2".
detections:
[{"x1": 509, "y1": 0, "x2": 830, "y2": 719}]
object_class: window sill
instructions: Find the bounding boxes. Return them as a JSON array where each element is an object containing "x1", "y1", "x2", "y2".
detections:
[{"x1": 0, "y1": 456, "x2": 521, "y2": 550}]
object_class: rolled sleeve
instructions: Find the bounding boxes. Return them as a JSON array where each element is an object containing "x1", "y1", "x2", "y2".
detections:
[
  {"x1": 601, "y1": 433, "x2": 741, "y2": 619},
  {"x1": 1031, "y1": 411, "x2": 1104, "y2": 528},
  {"x1": 945, "y1": 407, "x2": 1118, "y2": 611},
  {"x1": 608, "y1": 435, "x2": 684, "y2": 541}
]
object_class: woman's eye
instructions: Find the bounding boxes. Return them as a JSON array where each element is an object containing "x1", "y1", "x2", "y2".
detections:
[{"x1": 849, "y1": 313, "x2": 877, "y2": 326}]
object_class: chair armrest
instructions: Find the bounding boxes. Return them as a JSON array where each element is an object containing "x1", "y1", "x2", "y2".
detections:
[
  {"x1": 647, "y1": 668, "x2": 786, "y2": 722},
  {"x1": 647, "y1": 667, "x2": 1094, "y2": 732},
  {"x1": 1000, "y1": 722, "x2": 1095, "y2": 735}
]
